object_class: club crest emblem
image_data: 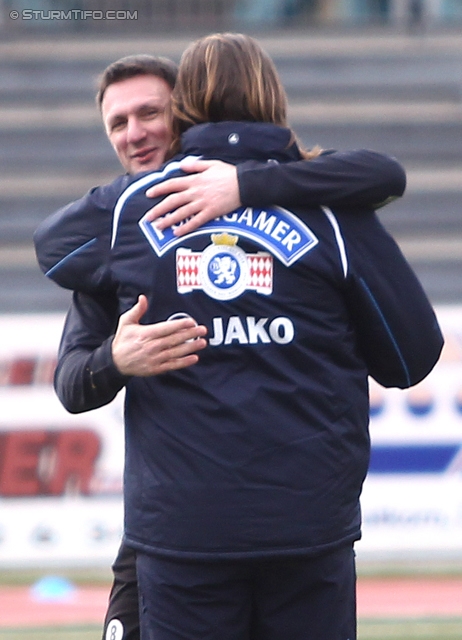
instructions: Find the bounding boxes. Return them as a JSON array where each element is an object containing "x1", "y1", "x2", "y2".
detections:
[{"x1": 177, "y1": 233, "x2": 273, "y2": 300}]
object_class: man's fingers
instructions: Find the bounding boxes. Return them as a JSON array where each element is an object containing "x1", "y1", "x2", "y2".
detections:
[
  {"x1": 113, "y1": 317, "x2": 207, "y2": 377},
  {"x1": 171, "y1": 213, "x2": 210, "y2": 237},
  {"x1": 144, "y1": 193, "x2": 199, "y2": 222},
  {"x1": 156, "y1": 354, "x2": 200, "y2": 373},
  {"x1": 179, "y1": 159, "x2": 214, "y2": 174},
  {"x1": 146, "y1": 161, "x2": 223, "y2": 203},
  {"x1": 161, "y1": 334, "x2": 208, "y2": 358},
  {"x1": 156, "y1": 327, "x2": 206, "y2": 358},
  {"x1": 153, "y1": 322, "x2": 207, "y2": 346},
  {"x1": 146, "y1": 176, "x2": 191, "y2": 199},
  {"x1": 139, "y1": 332, "x2": 207, "y2": 376},
  {"x1": 119, "y1": 294, "x2": 148, "y2": 326},
  {"x1": 150, "y1": 204, "x2": 204, "y2": 231},
  {"x1": 143, "y1": 159, "x2": 239, "y2": 235}
]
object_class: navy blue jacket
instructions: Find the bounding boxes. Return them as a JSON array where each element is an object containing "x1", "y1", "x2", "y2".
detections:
[
  {"x1": 34, "y1": 144, "x2": 406, "y2": 295},
  {"x1": 34, "y1": 141, "x2": 408, "y2": 413},
  {"x1": 34, "y1": 122, "x2": 442, "y2": 559}
]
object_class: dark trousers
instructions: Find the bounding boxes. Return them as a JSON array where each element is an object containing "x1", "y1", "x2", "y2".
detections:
[
  {"x1": 136, "y1": 544, "x2": 357, "y2": 640},
  {"x1": 103, "y1": 542, "x2": 140, "y2": 640}
]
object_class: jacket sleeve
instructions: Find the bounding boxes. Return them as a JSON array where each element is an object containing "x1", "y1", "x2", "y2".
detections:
[
  {"x1": 237, "y1": 149, "x2": 406, "y2": 210},
  {"x1": 33, "y1": 177, "x2": 129, "y2": 293},
  {"x1": 336, "y1": 208, "x2": 443, "y2": 388},
  {"x1": 54, "y1": 290, "x2": 128, "y2": 413}
]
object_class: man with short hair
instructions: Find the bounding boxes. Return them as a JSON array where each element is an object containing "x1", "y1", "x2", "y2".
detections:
[
  {"x1": 97, "y1": 55, "x2": 177, "y2": 175},
  {"x1": 35, "y1": 53, "x2": 407, "y2": 640}
]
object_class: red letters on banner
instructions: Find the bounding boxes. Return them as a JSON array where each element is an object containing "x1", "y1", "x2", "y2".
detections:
[{"x1": 0, "y1": 430, "x2": 101, "y2": 497}]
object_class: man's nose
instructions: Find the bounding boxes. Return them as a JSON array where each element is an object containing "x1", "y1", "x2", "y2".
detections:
[{"x1": 126, "y1": 117, "x2": 146, "y2": 144}]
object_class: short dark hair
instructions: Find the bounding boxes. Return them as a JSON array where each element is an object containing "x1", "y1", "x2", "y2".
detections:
[{"x1": 96, "y1": 54, "x2": 178, "y2": 109}]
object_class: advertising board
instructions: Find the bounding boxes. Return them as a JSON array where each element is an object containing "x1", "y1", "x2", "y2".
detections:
[{"x1": 1, "y1": 309, "x2": 461, "y2": 566}]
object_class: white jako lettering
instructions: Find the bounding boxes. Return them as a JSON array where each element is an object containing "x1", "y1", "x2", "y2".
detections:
[
  {"x1": 269, "y1": 317, "x2": 294, "y2": 344},
  {"x1": 209, "y1": 317, "x2": 224, "y2": 346},
  {"x1": 224, "y1": 317, "x2": 248, "y2": 345},
  {"x1": 209, "y1": 316, "x2": 294, "y2": 346},
  {"x1": 247, "y1": 317, "x2": 270, "y2": 344}
]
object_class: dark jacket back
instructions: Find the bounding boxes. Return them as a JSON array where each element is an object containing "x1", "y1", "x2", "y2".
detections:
[{"x1": 107, "y1": 122, "x2": 443, "y2": 558}]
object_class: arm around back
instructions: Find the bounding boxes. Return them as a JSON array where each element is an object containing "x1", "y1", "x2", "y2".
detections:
[
  {"x1": 54, "y1": 290, "x2": 128, "y2": 413},
  {"x1": 338, "y1": 209, "x2": 443, "y2": 388},
  {"x1": 33, "y1": 177, "x2": 129, "y2": 293},
  {"x1": 237, "y1": 149, "x2": 406, "y2": 211}
]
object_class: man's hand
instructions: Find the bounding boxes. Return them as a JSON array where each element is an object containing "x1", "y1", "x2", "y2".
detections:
[
  {"x1": 145, "y1": 159, "x2": 241, "y2": 237},
  {"x1": 112, "y1": 295, "x2": 207, "y2": 376}
]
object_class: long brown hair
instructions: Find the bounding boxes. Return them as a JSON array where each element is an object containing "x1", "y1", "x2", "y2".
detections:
[{"x1": 169, "y1": 33, "x2": 320, "y2": 159}]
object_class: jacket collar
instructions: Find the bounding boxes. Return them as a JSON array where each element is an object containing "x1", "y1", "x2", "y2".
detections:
[{"x1": 181, "y1": 121, "x2": 302, "y2": 164}]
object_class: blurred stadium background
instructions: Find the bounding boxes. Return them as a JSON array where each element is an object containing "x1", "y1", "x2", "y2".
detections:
[
  {"x1": 1, "y1": 1, "x2": 462, "y2": 638},
  {"x1": 2, "y1": 0, "x2": 462, "y2": 310}
]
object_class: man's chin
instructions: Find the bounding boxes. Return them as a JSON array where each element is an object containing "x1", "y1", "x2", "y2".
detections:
[{"x1": 129, "y1": 154, "x2": 163, "y2": 175}]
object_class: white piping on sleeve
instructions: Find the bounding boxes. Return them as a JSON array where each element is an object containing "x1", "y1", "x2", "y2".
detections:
[
  {"x1": 321, "y1": 206, "x2": 348, "y2": 278},
  {"x1": 111, "y1": 155, "x2": 201, "y2": 248}
]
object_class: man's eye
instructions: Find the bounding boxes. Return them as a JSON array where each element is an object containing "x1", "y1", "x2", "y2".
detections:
[
  {"x1": 143, "y1": 109, "x2": 160, "y2": 119},
  {"x1": 111, "y1": 121, "x2": 126, "y2": 132}
]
